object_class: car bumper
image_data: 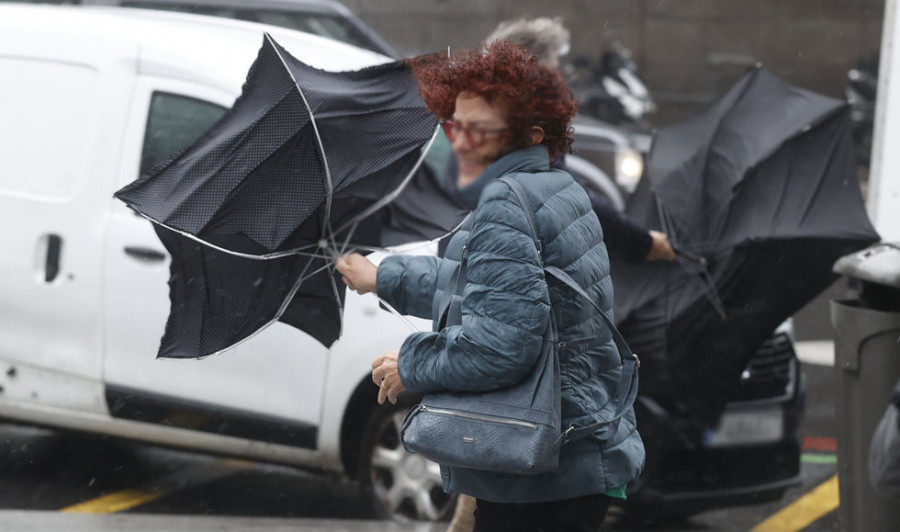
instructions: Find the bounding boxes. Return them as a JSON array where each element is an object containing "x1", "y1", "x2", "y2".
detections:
[
  {"x1": 634, "y1": 475, "x2": 802, "y2": 515},
  {"x1": 629, "y1": 431, "x2": 803, "y2": 516}
]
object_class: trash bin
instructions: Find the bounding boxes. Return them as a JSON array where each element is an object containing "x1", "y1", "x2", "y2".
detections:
[{"x1": 831, "y1": 242, "x2": 900, "y2": 532}]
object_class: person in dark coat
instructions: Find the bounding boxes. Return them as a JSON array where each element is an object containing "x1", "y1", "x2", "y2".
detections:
[
  {"x1": 440, "y1": 149, "x2": 672, "y2": 263},
  {"x1": 336, "y1": 42, "x2": 644, "y2": 532},
  {"x1": 568, "y1": 162, "x2": 673, "y2": 261},
  {"x1": 486, "y1": 16, "x2": 675, "y2": 263}
]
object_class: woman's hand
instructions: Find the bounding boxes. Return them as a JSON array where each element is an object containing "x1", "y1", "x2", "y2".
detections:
[
  {"x1": 372, "y1": 349, "x2": 407, "y2": 405},
  {"x1": 335, "y1": 253, "x2": 377, "y2": 295}
]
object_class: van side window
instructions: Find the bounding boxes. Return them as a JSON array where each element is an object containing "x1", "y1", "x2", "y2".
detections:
[{"x1": 140, "y1": 92, "x2": 227, "y2": 176}]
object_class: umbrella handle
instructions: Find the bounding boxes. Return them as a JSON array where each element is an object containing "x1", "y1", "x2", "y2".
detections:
[
  {"x1": 670, "y1": 245, "x2": 728, "y2": 319},
  {"x1": 672, "y1": 245, "x2": 707, "y2": 266}
]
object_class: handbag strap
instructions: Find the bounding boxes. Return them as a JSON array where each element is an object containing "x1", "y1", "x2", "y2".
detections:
[
  {"x1": 499, "y1": 176, "x2": 640, "y2": 444},
  {"x1": 436, "y1": 233, "x2": 469, "y2": 331}
]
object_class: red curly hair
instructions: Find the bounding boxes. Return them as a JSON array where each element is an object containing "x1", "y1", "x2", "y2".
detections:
[{"x1": 407, "y1": 41, "x2": 576, "y2": 161}]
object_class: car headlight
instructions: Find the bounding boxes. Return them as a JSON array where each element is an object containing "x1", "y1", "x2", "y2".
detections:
[{"x1": 615, "y1": 149, "x2": 643, "y2": 192}]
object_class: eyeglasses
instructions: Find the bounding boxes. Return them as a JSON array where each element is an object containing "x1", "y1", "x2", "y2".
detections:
[{"x1": 441, "y1": 120, "x2": 510, "y2": 146}]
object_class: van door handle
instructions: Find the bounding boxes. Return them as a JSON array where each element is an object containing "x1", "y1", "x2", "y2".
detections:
[
  {"x1": 124, "y1": 246, "x2": 167, "y2": 262},
  {"x1": 45, "y1": 234, "x2": 62, "y2": 282}
]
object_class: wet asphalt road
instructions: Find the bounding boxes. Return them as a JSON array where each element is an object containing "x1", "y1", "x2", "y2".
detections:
[{"x1": 0, "y1": 362, "x2": 839, "y2": 531}]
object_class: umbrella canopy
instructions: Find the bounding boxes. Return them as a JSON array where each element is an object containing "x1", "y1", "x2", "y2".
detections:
[
  {"x1": 115, "y1": 35, "x2": 466, "y2": 358},
  {"x1": 612, "y1": 67, "x2": 879, "y2": 416}
]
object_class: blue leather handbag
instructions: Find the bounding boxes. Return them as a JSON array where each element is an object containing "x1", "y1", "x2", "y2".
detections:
[{"x1": 400, "y1": 177, "x2": 639, "y2": 475}]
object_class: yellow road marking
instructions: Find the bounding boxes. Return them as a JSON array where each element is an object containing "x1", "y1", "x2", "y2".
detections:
[
  {"x1": 61, "y1": 488, "x2": 162, "y2": 514},
  {"x1": 61, "y1": 458, "x2": 255, "y2": 514},
  {"x1": 751, "y1": 475, "x2": 839, "y2": 532}
]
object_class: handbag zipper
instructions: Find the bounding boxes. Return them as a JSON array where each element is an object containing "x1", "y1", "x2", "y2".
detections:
[{"x1": 419, "y1": 405, "x2": 538, "y2": 429}]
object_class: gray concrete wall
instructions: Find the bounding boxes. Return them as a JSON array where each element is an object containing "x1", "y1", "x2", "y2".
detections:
[{"x1": 344, "y1": 0, "x2": 885, "y2": 124}]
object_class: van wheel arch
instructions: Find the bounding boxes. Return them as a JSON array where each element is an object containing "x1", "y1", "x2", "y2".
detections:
[
  {"x1": 339, "y1": 379, "x2": 455, "y2": 521},
  {"x1": 339, "y1": 376, "x2": 380, "y2": 480}
]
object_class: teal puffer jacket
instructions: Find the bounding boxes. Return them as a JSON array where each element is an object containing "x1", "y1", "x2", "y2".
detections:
[{"x1": 376, "y1": 145, "x2": 644, "y2": 504}]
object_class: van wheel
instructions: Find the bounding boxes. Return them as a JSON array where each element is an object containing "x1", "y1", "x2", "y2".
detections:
[{"x1": 358, "y1": 400, "x2": 456, "y2": 521}]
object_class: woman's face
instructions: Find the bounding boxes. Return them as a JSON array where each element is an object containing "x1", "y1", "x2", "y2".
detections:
[{"x1": 449, "y1": 93, "x2": 511, "y2": 188}]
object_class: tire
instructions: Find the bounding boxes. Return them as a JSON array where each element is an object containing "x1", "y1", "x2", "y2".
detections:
[{"x1": 358, "y1": 399, "x2": 456, "y2": 522}]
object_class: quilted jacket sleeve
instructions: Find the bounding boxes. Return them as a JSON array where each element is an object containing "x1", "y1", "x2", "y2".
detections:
[
  {"x1": 397, "y1": 181, "x2": 551, "y2": 393},
  {"x1": 376, "y1": 255, "x2": 441, "y2": 320}
]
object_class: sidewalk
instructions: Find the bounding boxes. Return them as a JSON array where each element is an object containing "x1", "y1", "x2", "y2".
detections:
[{"x1": 0, "y1": 510, "x2": 445, "y2": 532}]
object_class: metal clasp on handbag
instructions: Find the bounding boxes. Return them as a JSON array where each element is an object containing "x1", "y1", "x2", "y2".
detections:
[{"x1": 562, "y1": 425, "x2": 576, "y2": 444}]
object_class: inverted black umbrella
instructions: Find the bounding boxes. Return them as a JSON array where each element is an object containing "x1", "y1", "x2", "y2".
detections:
[
  {"x1": 611, "y1": 67, "x2": 880, "y2": 417},
  {"x1": 115, "y1": 35, "x2": 466, "y2": 358}
]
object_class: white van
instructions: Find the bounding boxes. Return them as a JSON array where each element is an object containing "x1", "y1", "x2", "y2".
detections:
[{"x1": 0, "y1": 4, "x2": 447, "y2": 521}]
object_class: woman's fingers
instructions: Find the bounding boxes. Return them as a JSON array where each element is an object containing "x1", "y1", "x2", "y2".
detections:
[
  {"x1": 372, "y1": 350, "x2": 403, "y2": 403},
  {"x1": 335, "y1": 253, "x2": 362, "y2": 276},
  {"x1": 377, "y1": 374, "x2": 396, "y2": 404},
  {"x1": 377, "y1": 379, "x2": 388, "y2": 404},
  {"x1": 378, "y1": 374, "x2": 402, "y2": 405},
  {"x1": 335, "y1": 253, "x2": 377, "y2": 294},
  {"x1": 372, "y1": 358, "x2": 395, "y2": 385},
  {"x1": 372, "y1": 364, "x2": 386, "y2": 384},
  {"x1": 341, "y1": 276, "x2": 356, "y2": 291},
  {"x1": 337, "y1": 258, "x2": 360, "y2": 291}
]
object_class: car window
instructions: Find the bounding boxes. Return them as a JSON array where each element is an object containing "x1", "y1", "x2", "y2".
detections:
[
  {"x1": 140, "y1": 91, "x2": 227, "y2": 177},
  {"x1": 121, "y1": 2, "x2": 238, "y2": 18},
  {"x1": 118, "y1": 2, "x2": 386, "y2": 54},
  {"x1": 0, "y1": 1, "x2": 77, "y2": 4},
  {"x1": 246, "y1": 11, "x2": 380, "y2": 52}
]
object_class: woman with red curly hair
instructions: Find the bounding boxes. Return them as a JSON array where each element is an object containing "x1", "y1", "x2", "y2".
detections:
[{"x1": 337, "y1": 42, "x2": 644, "y2": 531}]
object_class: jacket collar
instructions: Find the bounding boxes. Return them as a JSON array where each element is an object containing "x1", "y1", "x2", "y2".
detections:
[{"x1": 456, "y1": 145, "x2": 550, "y2": 209}]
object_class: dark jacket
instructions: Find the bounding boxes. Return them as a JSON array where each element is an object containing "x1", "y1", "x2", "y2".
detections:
[
  {"x1": 377, "y1": 145, "x2": 644, "y2": 503},
  {"x1": 569, "y1": 170, "x2": 652, "y2": 263}
]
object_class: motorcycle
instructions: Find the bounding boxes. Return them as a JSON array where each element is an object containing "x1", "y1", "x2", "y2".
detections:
[{"x1": 566, "y1": 41, "x2": 656, "y2": 127}]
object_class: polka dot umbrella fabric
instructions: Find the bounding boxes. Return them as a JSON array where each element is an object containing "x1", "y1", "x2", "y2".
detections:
[{"x1": 115, "y1": 35, "x2": 464, "y2": 358}]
